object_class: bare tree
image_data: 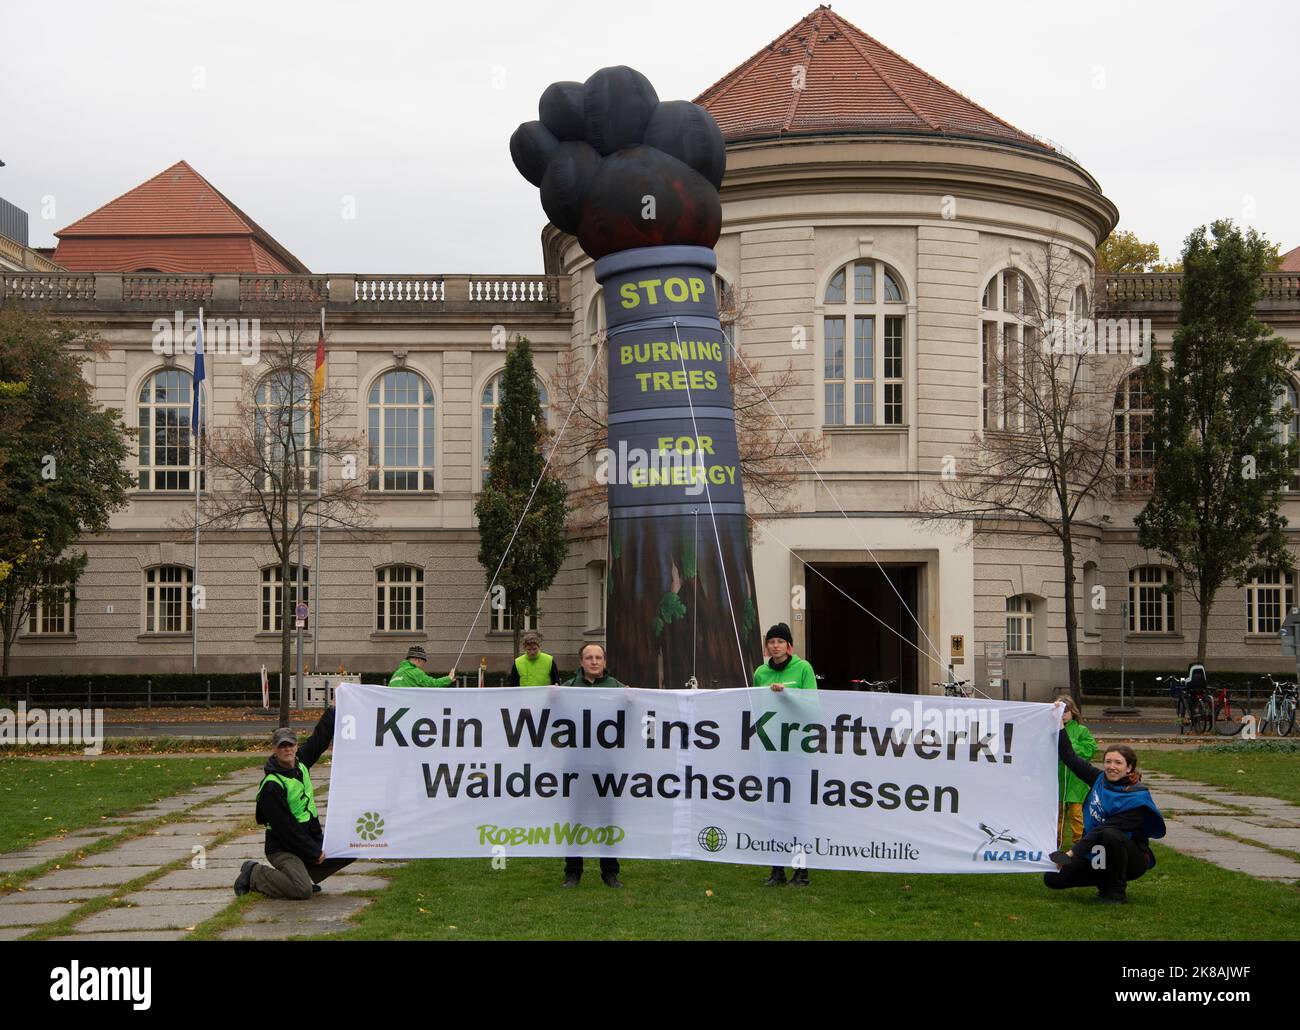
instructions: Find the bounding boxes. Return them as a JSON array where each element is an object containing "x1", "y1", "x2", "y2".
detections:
[
  {"x1": 548, "y1": 285, "x2": 825, "y2": 532},
  {"x1": 920, "y1": 236, "x2": 1132, "y2": 700},
  {"x1": 192, "y1": 308, "x2": 370, "y2": 725}
]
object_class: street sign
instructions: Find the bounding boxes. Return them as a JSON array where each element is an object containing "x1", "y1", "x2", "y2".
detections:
[{"x1": 295, "y1": 602, "x2": 308, "y2": 629}]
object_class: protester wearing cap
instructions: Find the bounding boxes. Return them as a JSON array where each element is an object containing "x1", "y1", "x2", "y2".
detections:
[
  {"x1": 509, "y1": 631, "x2": 564, "y2": 687},
  {"x1": 752, "y1": 622, "x2": 817, "y2": 886},
  {"x1": 234, "y1": 709, "x2": 353, "y2": 900},
  {"x1": 388, "y1": 645, "x2": 457, "y2": 688}
]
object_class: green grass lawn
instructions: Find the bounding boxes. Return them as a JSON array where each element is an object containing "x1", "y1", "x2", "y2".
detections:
[
  {"x1": 1141, "y1": 749, "x2": 1300, "y2": 806},
  {"x1": 320, "y1": 846, "x2": 1300, "y2": 941},
  {"x1": 0, "y1": 756, "x2": 255, "y2": 854}
]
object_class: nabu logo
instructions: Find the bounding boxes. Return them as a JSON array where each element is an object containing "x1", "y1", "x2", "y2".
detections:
[
  {"x1": 973, "y1": 821, "x2": 1040, "y2": 862},
  {"x1": 355, "y1": 811, "x2": 385, "y2": 841},
  {"x1": 697, "y1": 826, "x2": 727, "y2": 853}
]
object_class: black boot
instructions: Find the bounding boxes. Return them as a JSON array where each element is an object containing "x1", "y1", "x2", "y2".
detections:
[
  {"x1": 764, "y1": 866, "x2": 787, "y2": 886},
  {"x1": 790, "y1": 868, "x2": 810, "y2": 887},
  {"x1": 233, "y1": 860, "x2": 255, "y2": 897}
]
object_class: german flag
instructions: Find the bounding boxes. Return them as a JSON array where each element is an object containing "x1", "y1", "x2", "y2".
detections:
[{"x1": 311, "y1": 310, "x2": 326, "y2": 434}]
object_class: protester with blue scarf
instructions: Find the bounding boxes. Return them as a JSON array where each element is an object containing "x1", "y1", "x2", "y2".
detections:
[{"x1": 1044, "y1": 720, "x2": 1166, "y2": 904}]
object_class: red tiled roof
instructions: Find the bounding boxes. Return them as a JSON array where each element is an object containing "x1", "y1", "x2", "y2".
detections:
[
  {"x1": 695, "y1": 5, "x2": 1050, "y2": 153},
  {"x1": 1281, "y1": 246, "x2": 1300, "y2": 272},
  {"x1": 54, "y1": 160, "x2": 308, "y2": 272}
]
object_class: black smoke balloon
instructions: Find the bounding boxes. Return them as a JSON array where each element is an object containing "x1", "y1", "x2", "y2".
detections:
[
  {"x1": 582, "y1": 66, "x2": 659, "y2": 156},
  {"x1": 509, "y1": 121, "x2": 558, "y2": 188},
  {"x1": 539, "y1": 81, "x2": 586, "y2": 142},
  {"x1": 509, "y1": 64, "x2": 726, "y2": 258},
  {"x1": 643, "y1": 100, "x2": 726, "y2": 190},
  {"x1": 539, "y1": 141, "x2": 600, "y2": 235}
]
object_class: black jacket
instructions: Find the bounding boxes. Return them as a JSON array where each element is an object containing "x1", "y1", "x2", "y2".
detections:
[{"x1": 256, "y1": 708, "x2": 335, "y2": 861}]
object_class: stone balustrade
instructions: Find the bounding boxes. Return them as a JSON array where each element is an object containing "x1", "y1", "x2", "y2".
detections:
[
  {"x1": 1101, "y1": 272, "x2": 1300, "y2": 312},
  {"x1": 0, "y1": 271, "x2": 569, "y2": 315}
]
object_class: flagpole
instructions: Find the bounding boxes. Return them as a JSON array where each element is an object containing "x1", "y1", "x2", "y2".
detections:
[
  {"x1": 314, "y1": 306, "x2": 324, "y2": 670},
  {"x1": 192, "y1": 306, "x2": 203, "y2": 676}
]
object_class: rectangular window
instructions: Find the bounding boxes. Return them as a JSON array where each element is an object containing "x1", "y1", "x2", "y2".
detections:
[
  {"x1": 883, "y1": 316, "x2": 904, "y2": 425},
  {"x1": 1006, "y1": 597, "x2": 1034, "y2": 654},
  {"x1": 492, "y1": 589, "x2": 537, "y2": 633},
  {"x1": 377, "y1": 566, "x2": 425, "y2": 632},
  {"x1": 145, "y1": 567, "x2": 191, "y2": 633},
  {"x1": 1129, "y1": 568, "x2": 1174, "y2": 633},
  {"x1": 824, "y1": 317, "x2": 845, "y2": 425},
  {"x1": 853, "y1": 315, "x2": 873, "y2": 425},
  {"x1": 1247, "y1": 570, "x2": 1295, "y2": 634}
]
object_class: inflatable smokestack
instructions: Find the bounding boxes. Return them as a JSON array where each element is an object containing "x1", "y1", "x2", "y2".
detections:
[{"x1": 511, "y1": 66, "x2": 762, "y2": 687}]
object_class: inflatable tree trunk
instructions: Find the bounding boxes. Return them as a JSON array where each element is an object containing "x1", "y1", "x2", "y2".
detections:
[
  {"x1": 511, "y1": 65, "x2": 763, "y2": 687},
  {"x1": 597, "y1": 246, "x2": 761, "y2": 687}
]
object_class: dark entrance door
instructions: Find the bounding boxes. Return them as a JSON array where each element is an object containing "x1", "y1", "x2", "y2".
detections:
[{"x1": 805, "y1": 564, "x2": 919, "y2": 692}]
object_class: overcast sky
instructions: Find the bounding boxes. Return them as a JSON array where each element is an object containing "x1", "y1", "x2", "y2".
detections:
[{"x1": 3, "y1": 0, "x2": 1295, "y2": 272}]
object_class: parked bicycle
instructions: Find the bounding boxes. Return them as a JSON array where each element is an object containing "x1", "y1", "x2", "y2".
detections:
[
  {"x1": 1257, "y1": 675, "x2": 1298, "y2": 737},
  {"x1": 1209, "y1": 677, "x2": 1252, "y2": 736},
  {"x1": 1158, "y1": 667, "x2": 1212, "y2": 735},
  {"x1": 935, "y1": 678, "x2": 973, "y2": 698}
]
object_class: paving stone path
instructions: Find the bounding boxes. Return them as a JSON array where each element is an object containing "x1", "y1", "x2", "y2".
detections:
[
  {"x1": 3, "y1": 762, "x2": 1295, "y2": 942},
  {"x1": 0, "y1": 763, "x2": 402, "y2": 942},
  {"x1": 1140, "y1": 772, "x2": 1300, "y2": 882}
]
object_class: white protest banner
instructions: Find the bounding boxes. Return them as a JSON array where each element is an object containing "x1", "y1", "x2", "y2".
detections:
[{"x1": 323, "y1": 684, "x2": 1062, "y2": 873}]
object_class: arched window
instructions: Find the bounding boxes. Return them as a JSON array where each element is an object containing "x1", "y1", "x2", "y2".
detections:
[
  {"x1": 27, "y1": 572, "x2": 75, "y2": 635},
  {"x1": 255, "y1": 369, "x2": 317, "y2": 490},
  {"x1": 980, "y1": 269, "x2": 1038, "y2": 432},
  {"x1": 1246, "y1": 568, "x2": 1296, "y2": 635},
  {"x1": 1274, "y1": 380, "x2": 1300, "y2": 492},
  {"x1": 368, "y1": 370, "x2": 435, "y2": 491},
  {"x1": 1006, "y1": 595, "x2": 1036, "y2": 654},
  {"x1": 143, "y1": 565, "x2": 192, "y2": 633},
  {"x1": 1128, "y1": 566, "x2": 1175, "y2": 633},
  {"x1": 138, "y1": 368, "x2": 204, "y2": 490},
  {"x1": 376, "y1": 564, "x2": 424, "y2": 632},
  {"x1": 1114, "y1": 371, "x2": 1154, "y2": 491},
  {"x1": 481, "y1": 372, "x2": 549, "y2": 487},
  {"x1": 261, "y1": 565, "x2": 310, "y2": 632},
  {"x1": 822, "y1": 260, "x2": 907, "y2": 427}
]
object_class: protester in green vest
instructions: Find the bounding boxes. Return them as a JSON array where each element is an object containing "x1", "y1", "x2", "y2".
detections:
[
  {"x1": 234, "y1": 708, "x2": 353, "y2": 900},
  {"x1": 388, "y1": 645, "x2": 456, "y2": 688},
  {"x1": 509, "y1": 630, "x2": 563, "y2": 686},
  {"x1": 752, "y1": 622, "x2": 817, "y2": 886},
  {"x1": 561, "y1": 642, "x2": 626, "y2": 888},
  {"x1": 1058, "y1": 696, "x2": 1097, "y2": 847}
]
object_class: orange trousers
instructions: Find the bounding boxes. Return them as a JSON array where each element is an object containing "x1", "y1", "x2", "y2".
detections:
[{"x1": 1058, "y1": 803, "x2": 1084, "y2": 847}]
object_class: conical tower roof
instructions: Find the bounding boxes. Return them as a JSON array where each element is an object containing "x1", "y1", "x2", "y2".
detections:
[{"x1": 696, "y1": 5, "x2": 1050, "y2": 153}]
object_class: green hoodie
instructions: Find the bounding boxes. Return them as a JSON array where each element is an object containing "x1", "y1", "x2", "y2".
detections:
[
  {"x1": 388, "y1": 660, "x2": 453, "y2": 689},
  {"x1": 1059, "y1": 719, "x2": 1097, "y2": 803},
  {"x1": 752, "y1": 654, "x2": 817, "y2": 690}
]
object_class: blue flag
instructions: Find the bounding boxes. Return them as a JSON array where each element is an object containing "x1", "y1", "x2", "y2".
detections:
[{"x1": 192, "y1": 310, "x2": 205, "y2": 435}]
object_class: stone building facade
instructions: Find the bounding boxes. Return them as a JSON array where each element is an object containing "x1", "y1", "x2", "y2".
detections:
[{"x1": 5, "y1": 7, "x2": 1300, "y2": 693}]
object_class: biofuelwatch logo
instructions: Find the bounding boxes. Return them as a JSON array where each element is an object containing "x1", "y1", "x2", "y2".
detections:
[
  {"x1": 697, "y1": 827, "x2": 919, "y2": 861},
  {"x1": 350, "y1": 811, "x2": 388, "y2": 848}
]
